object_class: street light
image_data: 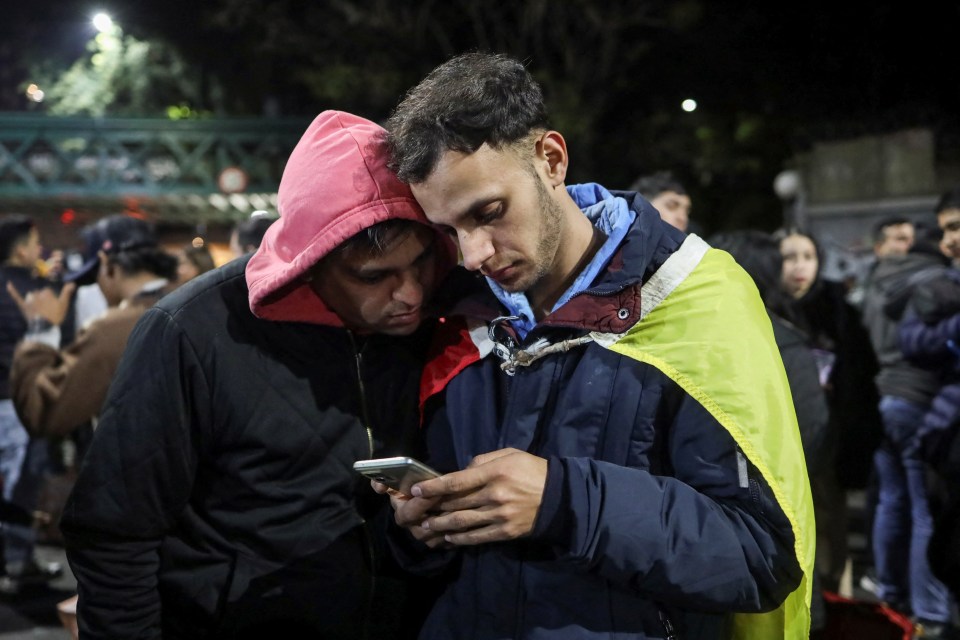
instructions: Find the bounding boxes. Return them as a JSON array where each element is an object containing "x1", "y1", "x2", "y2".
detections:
[
  {"x1": 773, "y1": 169, "x2": 806, "y2": 229},
  {"x1": 92, "y1": 13, "x2": 114, "y2": 33}
]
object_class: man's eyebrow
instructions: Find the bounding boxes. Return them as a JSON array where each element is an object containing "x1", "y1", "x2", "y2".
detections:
[
  {"x1": 450, "y1": 196, "x2": 500, "y2": 224},
  {"x1": 348, "y1": 238, "x2": 436, "y2": 276}
]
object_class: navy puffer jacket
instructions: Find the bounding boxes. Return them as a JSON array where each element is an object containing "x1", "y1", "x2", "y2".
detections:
[{"x1": 398, "y1": 193, "x2": 804, "y2": 640}]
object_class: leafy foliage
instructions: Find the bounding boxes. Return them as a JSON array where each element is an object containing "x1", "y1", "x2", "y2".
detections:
[{"x1": 32, "y1": 24, "x2": 220, "y2": 118}]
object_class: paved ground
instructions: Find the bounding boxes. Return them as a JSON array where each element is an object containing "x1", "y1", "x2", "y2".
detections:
[{"x1": 0, "y1": 544, "x2": 74, "y2": 639}]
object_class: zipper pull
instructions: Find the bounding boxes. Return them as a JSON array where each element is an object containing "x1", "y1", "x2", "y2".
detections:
[{"x1": 659, "y1": 610, "x2": 678, "y2": 640}]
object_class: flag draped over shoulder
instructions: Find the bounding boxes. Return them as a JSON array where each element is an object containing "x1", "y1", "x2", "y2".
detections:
[{"x1": 592, "y1": 235, "x2": 816, "y2": 640}]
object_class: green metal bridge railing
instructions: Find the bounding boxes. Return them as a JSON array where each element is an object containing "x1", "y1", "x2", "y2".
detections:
[{"x1": 0, "y1": 113, "x2": 311, "y2": 224}]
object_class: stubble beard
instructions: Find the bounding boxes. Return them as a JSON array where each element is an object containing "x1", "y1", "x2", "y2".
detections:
[{"x1": 507, "y1": 174, "x2": 562, "y2": 295}]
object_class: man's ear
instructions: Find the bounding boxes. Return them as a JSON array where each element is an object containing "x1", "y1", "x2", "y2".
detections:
[
  {"x1": 536, "y1": 131, "x2": 569, "y2": 188},
  {"x1": 97, "y1": 250, "x2": 113, "y2": 277},
  {"x1": 12, "y1": 240, "x2": 28, "y2": 263}
]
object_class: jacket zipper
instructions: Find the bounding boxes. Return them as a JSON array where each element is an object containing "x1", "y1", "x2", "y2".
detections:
[
  {"x1": 659, "y1": 609, "x2": 678, "y2": 640},
  {"x1": 348, "y1": 331, "x2": 375, "y2": 640},
  {"x1": 348, "y1": 331, "x2": 374, "y2": 457}
]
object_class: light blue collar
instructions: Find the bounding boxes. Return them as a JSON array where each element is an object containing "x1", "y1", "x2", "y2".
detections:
[{"x1": 486, "y1": 183, "x2": 636, "y2": 339}]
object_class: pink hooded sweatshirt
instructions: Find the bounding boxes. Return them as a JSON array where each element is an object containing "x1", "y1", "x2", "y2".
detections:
[{"x1": 246, "y1": 110, "x2": 455, "y2": 324}]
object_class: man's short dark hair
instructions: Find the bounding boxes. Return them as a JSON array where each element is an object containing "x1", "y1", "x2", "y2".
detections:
[
  {"x1": 325, "y1": 219, "x2": 427, "y2": 262},
  {"x1": 872, "y1": 216, "x2": 912, "y2": 244},
  {"x1": 629, "y1": 171, "x2": 687, "y2": 199},
  {"x1": 935, "y1": 186, "x2": 960, "y2": 215},
  {"x1": 0, "y1": 214, "x2": 36, "y2": 264},
  {"x1": 386, "y1": 52, "x2": 549, "y2": 183}
]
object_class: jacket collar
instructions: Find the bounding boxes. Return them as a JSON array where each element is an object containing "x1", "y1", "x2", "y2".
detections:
[{"x1": 442, "y1": 188, "x2": 686, "y2": 340}]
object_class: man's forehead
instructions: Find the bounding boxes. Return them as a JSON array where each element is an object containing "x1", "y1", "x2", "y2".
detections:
[
  {"x1": 413, "y1": 144, "x2": 517, "y2": 217},
  {"x1": 654, "y1": 191, "x2": 690, "y2": 205},
  {"x1": 885, "y1": 222, "x2": 913, "y2": 235},
  {"x1": 337, "y1": 227, "x2": 432, "y2": 271},
  {"x1": 939, "y1": 209, "x2": 960, "y2": 227}
]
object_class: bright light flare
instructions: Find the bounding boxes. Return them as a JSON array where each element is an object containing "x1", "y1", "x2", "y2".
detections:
[
  {"x1": 92, "y1": 12, "x2": 113, "y2": 33},
  {"x1": 681, "y1": 99, "x2": 698, "y2": 113},
  {"x1": 26, "y1": 83, "x2": 45, "y2": 102}
]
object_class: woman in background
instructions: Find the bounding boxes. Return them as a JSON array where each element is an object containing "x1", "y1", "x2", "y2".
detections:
[
  {"x1": 175, "y1": 244, "x2": 216, "y2": 286},
  {"x1": 776, "y1": 227, "x2": 883, "y2": 595}
]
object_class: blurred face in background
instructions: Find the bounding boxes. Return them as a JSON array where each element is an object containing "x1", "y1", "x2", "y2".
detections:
[
  {"x1": 938, "y1": 208, "x2": 960, "y2": 261},
  {"x1": 649, "y1": 191, "x2": 692, "y2": 232},
  {"x1": 12, "y1": 227, "x2": 42, "y2": 268},
  {"x1": 780, "y1": 233, "x2": 818, "y2": 299},
  {"x1": 875, "y1": 222, "x2": 914, "y2": 257}
]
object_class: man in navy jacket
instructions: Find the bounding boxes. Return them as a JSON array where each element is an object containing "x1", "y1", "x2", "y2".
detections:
[{"x1": 376, "y1": 53, "x2": 814, "y2": 639}]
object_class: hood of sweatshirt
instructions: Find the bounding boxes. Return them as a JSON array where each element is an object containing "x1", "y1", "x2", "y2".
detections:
[{"x1": 246, "y1": 110, "x2": 456, "y2": 324}]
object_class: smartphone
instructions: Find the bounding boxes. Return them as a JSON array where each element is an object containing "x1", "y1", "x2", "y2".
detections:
[{"x1": 353, "y1": 456, "x2": 441, "y2": 494}]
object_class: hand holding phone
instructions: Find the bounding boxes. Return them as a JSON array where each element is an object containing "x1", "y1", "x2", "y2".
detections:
[{"x1": 353, "y1": 456, "x2": 440, "y2": 495}]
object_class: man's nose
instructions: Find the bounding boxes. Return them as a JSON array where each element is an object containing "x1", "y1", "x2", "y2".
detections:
[
  {"x1": 458, "y1": 230, "x2": 494, "y2": 272},
  {"x1": 393, "y1": 272, "x2": 424, "y2": 306}
]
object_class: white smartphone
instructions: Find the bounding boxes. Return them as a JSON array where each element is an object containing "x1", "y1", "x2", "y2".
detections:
[{"x1": 353, "y1": 456, "x2": 441, "y2": 494}]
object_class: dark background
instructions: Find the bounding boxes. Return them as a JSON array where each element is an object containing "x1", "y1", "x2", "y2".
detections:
[{"x1": 1, "y1": 0, "x2": 958, "y2": 235}]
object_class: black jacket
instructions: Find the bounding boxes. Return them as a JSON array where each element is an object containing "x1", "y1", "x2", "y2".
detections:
[
  {"x1": 61, "y1": 258, "x2": 432, "y2": 639},
  {"x1": 771, "y1": 314, "x2": 830, "y2": 473},
  {"x1": 793, "y1": 278, "x2": 883, "y2": 489},
  {"x1": 860, "y1": 251, "x2": 947, "y2": 403}
]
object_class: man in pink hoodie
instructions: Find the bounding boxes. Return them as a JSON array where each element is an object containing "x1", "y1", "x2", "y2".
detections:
[{"x1": 59, "y1": 111, "x2": 456, "y2": 639}]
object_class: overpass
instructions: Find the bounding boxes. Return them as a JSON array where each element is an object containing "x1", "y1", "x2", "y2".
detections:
[{"x1": 0, "y1": 113, "x2": 310, "y2": 245}]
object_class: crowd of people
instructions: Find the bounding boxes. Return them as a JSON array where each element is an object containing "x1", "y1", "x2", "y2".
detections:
[
  {"x1": 0, "y1": 52, "x2": 957, "y2": 640},
  {"x1": 0, "y1": 212, "x2": 274, "y2": 607}
]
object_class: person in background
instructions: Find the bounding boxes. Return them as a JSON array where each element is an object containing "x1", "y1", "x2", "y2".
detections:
[
  {"x1": 229, "y1": 212, "x2": 276, "y2": 258},
  {"x1": 854, "y1": 220, "x2": 951, "y2": 620},
  {"x1": 848, "y1": 216, "x2": 916, "y2": 307},
  {"x1": 874, "y1": 217, "x2": 916, "y2": 259},
  {"x1": 175, "y1": 243, "x2": 216, "y2": 286},
  {"x1": 629, "y1": 170, "x2": 692, "y2": 232},
  {"x1": 776, "y1": 226, "x2": 883, "y2": 597},
  {"x1": 62, "y1": 221, "x2": 111, "y2": 333},
  {"x1": 380, "y1": 52, "x2": 814, "y2": 639},
  {"x1": 8, "y1": 215, "x2": 177, "y2": 638},
  {"x1": 892, "y1": 186, "x2": 960, "y2": 638},
  {"x1": 0, "y1": 214, "x2": 68, "y2": 594},
  {"x1": 60, "y1": 111, "x2": 456, "y2": 639},
  {"x1": 9, "y1": 214, "x2": 177, "y2": 439}
]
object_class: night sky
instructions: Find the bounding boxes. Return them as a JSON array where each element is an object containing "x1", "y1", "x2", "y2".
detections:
[
  {"x1": 2, "y1": 0, "x2": 958, "y2": 235},
  {"x1": 4, "y1": 1, "x2": 956, "y2": 124}
]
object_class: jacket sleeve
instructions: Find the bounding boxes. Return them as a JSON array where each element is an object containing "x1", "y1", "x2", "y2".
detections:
[
  {"x1": 9, "y1": 311, "x2": 135, "y2": 438},
  {"x1": 899, "y1": 312, "x2": 960, "y2": 368},
  {"x1": 60, "y1": 307, "x2": 206, "y2": 640},
  {"x1": 532, "y1": 383, "x2": 803, "y2": 613}
]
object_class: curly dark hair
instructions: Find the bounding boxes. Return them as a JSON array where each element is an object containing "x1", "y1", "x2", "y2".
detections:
[
  {"x1": 386, "y1": 52, "x2": 549, "y2": 183},
  {"x1": 95, "y1": 215, "x2": 177, "y2": 281}
]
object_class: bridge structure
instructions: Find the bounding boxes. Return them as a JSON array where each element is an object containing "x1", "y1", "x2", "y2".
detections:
[{"x1": 0, "y1": 113, "x2": 311, "y2": 246}]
